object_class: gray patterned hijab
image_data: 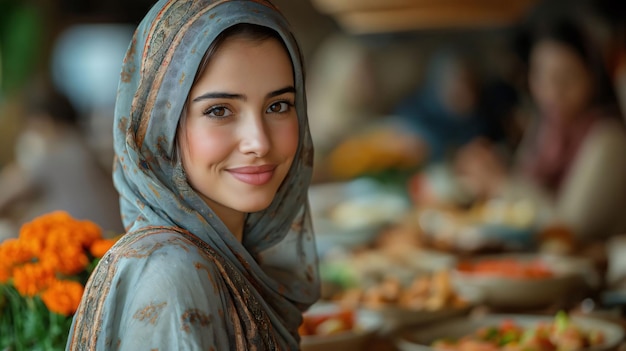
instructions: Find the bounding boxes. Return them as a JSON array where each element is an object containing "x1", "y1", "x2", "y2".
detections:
[{"x1": 67, "y1": 0, "x2": 319, "y2": 349}]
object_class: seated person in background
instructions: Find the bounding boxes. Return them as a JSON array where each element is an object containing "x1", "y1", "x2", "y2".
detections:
[
  {"x1": 0, "y1": 83, "x2": 124, "y2": 240},
  {"x1": 324, "y1": 46, "x2": 518, "y2": 182},
  {"x1": 454, "y1": 18, "x2": 626, "y2": 246},
  {"x1": 390, "y1": 46, "x2": 518, "y2": 165}
]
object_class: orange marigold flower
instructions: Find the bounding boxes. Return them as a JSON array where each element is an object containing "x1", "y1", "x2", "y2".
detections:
[
  {"x1": 1, "y1": 211, "x2": 106, "y2": 299},
  {"x1": 12, "y1": 263, "x2": 55, "y2": 296},
  {"x1": 21, "y1": 237, "x2": 45, "y2": 258},
  {"x1": 38, "y1": 250, "x2": 63, "y2": 273},
  {"x1": 89, "y1": 239, "x2": 117, "y2": 258},
  {"x1": 0, "y1": 238, "x2": 34, "y2": 266},
  {"x1": 41, "y1": 279, "x2": 85, "y2": 316},
  {"x1": 20, "y1": 211, "x2": 103, "y2": 250},
  {"x1": 49, "y1": 245, "x2": 89, "y2": 276},
  {"x1": 77, "y1": 220, "x2": 103, "y2": 247}
]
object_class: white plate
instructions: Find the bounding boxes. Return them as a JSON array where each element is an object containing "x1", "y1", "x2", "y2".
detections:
[
  {"x1": 301, "y1": 302, "x2": 384, "y2": 351},
  {"x1": 362, "y1": 283, "x2": 485, "y2": 332},
  {"x1": 367, "y1": 304, "x2": 473, "y2": 333},
  {"x1": 395, "y1": 314, "x2": 625, "y2": 351}
]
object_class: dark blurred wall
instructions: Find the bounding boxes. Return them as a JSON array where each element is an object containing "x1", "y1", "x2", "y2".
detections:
[{"x1": 269, "y1": 0, "x2": 338, "y2": 66}]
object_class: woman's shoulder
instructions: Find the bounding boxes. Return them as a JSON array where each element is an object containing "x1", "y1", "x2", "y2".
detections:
[
  {"x1": 104, "y1": 226, "x2": 220, "y2": 274},
  {"x1": 587, "y1": 117, "x2": 626, "y2": 146},
  {"x1": 89, "y1": 226, "x2": 226, "y2": 296},
  {"x1": 573, "y1": 116, "x2": 626, "y2": 170},
  {"x1": 70, "y1": 229, "x2": 227, "y2": 350}
]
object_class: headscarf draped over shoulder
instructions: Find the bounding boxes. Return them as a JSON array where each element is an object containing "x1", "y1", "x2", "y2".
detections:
[{"x1": 67, "y1": 1, "x2": 318, "y2": 350}]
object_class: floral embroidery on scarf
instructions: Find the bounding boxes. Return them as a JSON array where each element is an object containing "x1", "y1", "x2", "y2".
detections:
[
  {"x1": 133, "y1": 301, "x2": 168, "y2": 325},
  {"x1": 180, "y1": 308, "x2": 212, "y2": 333}
]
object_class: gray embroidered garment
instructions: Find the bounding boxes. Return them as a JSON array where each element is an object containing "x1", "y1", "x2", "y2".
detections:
[{"x1": 66, "y1": 0, "x2": 319, "y2": 349}]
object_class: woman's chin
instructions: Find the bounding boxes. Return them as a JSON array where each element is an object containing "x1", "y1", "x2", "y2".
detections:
[{"x1": 235, "y1": 197, "x2": 275, "y2": 214}]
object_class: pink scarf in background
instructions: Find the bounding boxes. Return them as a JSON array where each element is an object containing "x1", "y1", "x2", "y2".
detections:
[{"x1": 523, "y1": 109, "x2": 603, "y2": 195}]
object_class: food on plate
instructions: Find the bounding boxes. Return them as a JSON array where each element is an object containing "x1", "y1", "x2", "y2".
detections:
[
  {"x1": 420, "y1": 199, "x2": 537, "y2": 230},
  {"x1": 456, "y1": 258, "x2": 554, "y2": 279},
  {"x1": 319, "y1": 236, "x2": 465, "y2": 313},
  {"x1": 332, "y1": 270, "x2": 468, "y2": 312},
  {"x1": 431, "y1": 312, "x2": 605, "y2": 351},
  {"x1": 470, "y1": 199, "x2": 537, "y2": 228},
  {"x1": 299, "y1": 307, "x2": 356, "y2": 336},
  {"x1": 320, "y1": 243, "x2": 454, "y2": 291},
  {"x1": 328, "y1": 193, "x2": 409, "y2": 230},
  {"x1": 416, "y1": 199, "x2": 540, "y2": 252}
]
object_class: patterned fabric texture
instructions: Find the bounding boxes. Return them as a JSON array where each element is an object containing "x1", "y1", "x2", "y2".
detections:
[{"x1": 66, "y1": 0, "x2": 319, "y2": 349}]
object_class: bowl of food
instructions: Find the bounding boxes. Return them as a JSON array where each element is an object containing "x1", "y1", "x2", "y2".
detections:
[
  {"x1": 395, "y1": 312, "x2": 624, "y2": 351},
  {"x1": 300, "y1": 302, "x2": 384, "y2": 351},
  {"x1": 451, "y1": 253, "x2": 597, "y2": 309}
]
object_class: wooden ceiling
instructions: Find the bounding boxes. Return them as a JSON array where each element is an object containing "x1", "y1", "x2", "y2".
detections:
[{"x1": 311, "y1": 0, "x2": 539, "y2": 33}]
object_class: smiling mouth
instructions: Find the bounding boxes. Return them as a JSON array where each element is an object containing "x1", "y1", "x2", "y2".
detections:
[{"x1": 226, "y1": 165, "x2": 276, "y2": 186}]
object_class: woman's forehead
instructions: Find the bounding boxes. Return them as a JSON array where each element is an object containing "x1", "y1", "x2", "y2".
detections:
[{"x1": 192, "y1": 35, "x2": 293, "y2": 85}]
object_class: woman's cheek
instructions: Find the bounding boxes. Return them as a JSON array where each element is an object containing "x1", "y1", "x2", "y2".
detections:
[
  {"x1": 190, "y1": 127, "x2": 234, "y2": 164},
  {"x1": 279, "y1": 118, "x2": 299, "y2": 158}
]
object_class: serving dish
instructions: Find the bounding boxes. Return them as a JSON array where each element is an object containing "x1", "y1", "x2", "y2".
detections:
[
  {"x1": 320, "y1": 248, "x2": 487, "y2": 332},
  {"x1": 395, "y1": 313, "x2": 625, "y2": 351},
  {"x1": 300, "y1": 302, "x2": 384, "y2": 351},
  {"x1": 451, "y1": 253, "x2": 597, "y2": 309},
  {"x1": 364, "y1": 286, "x2": 483, "y2": 332}
]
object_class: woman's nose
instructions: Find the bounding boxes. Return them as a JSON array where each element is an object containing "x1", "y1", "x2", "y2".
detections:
[{"x1": 238, "y1": 113, "x2": 271, "y2": 157}]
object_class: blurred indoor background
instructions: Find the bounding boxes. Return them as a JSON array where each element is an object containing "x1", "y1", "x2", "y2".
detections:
[
  {"x1": 1, "y1": 0, "x2": 626, "y2": 246},
  {"x1": 5, "y1": 2, "x2": 626, "y2": 349}
]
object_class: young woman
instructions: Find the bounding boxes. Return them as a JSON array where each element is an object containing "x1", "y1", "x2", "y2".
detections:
[
  {"x1": 455, "y1": 18, "x2": 626, "y2": 244},
  {"x1": 66, "y1": 0, "x2": 319, "y2": 349}
]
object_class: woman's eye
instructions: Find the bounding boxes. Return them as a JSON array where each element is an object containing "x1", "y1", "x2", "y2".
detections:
[
  {"x1": 203, "y1": 106, "x2": 232, "y2": 118},
  {"x1": 266, "y1": 101, "x2": 292, "y2": 113}
]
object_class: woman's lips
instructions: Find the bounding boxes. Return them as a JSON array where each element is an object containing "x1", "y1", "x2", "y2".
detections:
[{"x1": 226, "y1": 165, "x2": 276, "y2": 185}]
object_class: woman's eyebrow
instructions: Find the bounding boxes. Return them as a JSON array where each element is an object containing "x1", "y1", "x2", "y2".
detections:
[
  {"x1": 192, "y1": 92, "x2": 245, "y2": 102},
  {"x1": 266, "y1": 86, "x2": 295, "y2": 99},
  {"x1": 192, "y1": 86, "x2": 295, "y2": 102}
]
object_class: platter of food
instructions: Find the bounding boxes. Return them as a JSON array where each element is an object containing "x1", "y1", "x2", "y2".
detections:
[
  {"x1": 450, "y1": 253, "x2": 597, "y2": 309},
  {"x1": 394, "y1": 312, "x2": 625, "y2": 351},
  {"x1": 329, "y1": 269, "x2": 483, "y2": 330},
  {"x1": 319, "y1": 247, "x2": 483, "y2": 330},
  {"x1": 300, "y1": 302, "x2": 384, "y2": 351}
]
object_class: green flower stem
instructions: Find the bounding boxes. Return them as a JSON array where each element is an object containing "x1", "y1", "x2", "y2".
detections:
[{"x1": 0, "y1": 284, "x2": 72, "y2": 351}]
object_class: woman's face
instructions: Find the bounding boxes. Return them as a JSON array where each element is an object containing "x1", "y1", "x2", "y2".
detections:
[
  {"x1": 529, "y1": 40, "x2": 594, "y2": 122},
  {"x1": 439, "y1": 63, "x2": 478, "y2": 117},
  {"x1": 179, "y1": 36, "x2": 298, "y2": 220}
]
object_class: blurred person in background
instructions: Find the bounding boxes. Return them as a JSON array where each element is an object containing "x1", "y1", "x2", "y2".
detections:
[
  {"x1": 0, "y1": 82, "x2": 123, "y2": 240},
  {"x1": 391, "y1": 46, "x2": 520, "y2": 206},
  {"x1": 321, "y1": 45, "x2": 519, "y2": 184},
  {"x1": 391, "y1": 46, "x2": 518, "y2": 165},
  {"x1": 454, "y1": 17, "x2": 626, "y2": 246}
]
